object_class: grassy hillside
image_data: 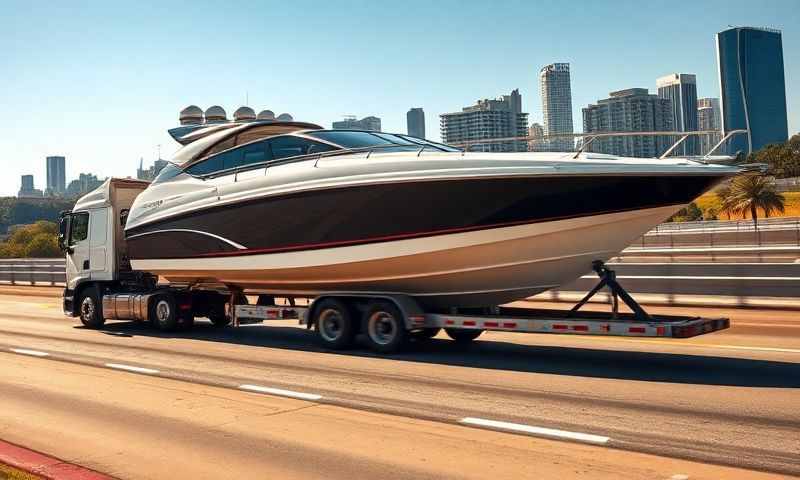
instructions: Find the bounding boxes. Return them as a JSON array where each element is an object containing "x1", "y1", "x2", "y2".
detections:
[{"x1": 695, "y1": 191, "x2": 800, "y2": 220}]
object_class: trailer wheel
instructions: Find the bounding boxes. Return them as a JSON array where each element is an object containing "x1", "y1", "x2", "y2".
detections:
[
  {"x1": 78, "y1": 286, "x2": 105, "y2": 329},
  {"x1": 314, "y1": 298, "x2": 356, "y2": 350},
  {"x1": 150, "y1": 293, "x2": 179, "y2": 331},
  {"x1": 445, "y1": 328, "x2": 483, "y2": 343},
  {"x1": 363, "y1": 301, "x2": 408, "y2": 353},
  {"x1": 208, "y1": 307, "x2": 230, "y2": 327}
]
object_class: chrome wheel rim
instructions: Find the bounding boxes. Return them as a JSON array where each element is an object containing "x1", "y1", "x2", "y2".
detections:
[
  {"x1": 156, "y1": 300, "x2": 171, "y2": 324},
  {"x1": 368, "y1": 311, "x2": 396, "y2": 346},
  {"x1": 318, "y1": 308, "x2": 343, "y2": 342},
  {"x1": 80, "y1": 297, "x2": 95, "y2": 321}
]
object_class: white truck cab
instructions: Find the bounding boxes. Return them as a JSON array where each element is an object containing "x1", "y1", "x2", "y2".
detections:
[{"x1": 59, "y1": 178, "x2": 151, "y2": 322}]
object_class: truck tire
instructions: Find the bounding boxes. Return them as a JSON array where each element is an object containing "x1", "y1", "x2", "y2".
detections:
[
  {"x1": 445, "y1": 328, "x2": 483, "y2": 343},
  {"x1": 78, "y1": 285, "x2": 105, "y2": 329},
  {"x1": 363, "y1": 301, "x2": 408, "y2": 354},
  {"x1": 150, "y1": 293, "x2": 179, "y2": 331},
  {"x1": 314, "y1": 298, "x2": 356, "y2": 350}
]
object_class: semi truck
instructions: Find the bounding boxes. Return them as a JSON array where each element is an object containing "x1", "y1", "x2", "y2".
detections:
[{"x1": 60, "y1": 178, "x2": 729, "y2": 353}]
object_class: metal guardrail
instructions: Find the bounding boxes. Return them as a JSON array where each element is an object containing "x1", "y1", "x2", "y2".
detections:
[
  {"x1": 650, "y1": 216, "x2": 800, "y2": 233},
  {"x1": 0, "y1": 258, "x2": 66, "y2": 285}
]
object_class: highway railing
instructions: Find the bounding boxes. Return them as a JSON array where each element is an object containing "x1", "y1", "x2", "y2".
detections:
[{"x1": 0, "y1": 258, "x2": 66, "y2": 286}]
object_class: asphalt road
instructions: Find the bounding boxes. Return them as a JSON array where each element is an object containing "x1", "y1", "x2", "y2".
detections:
[{"x1": 0, "y1": 290, "x2": 798, "y2": 479}]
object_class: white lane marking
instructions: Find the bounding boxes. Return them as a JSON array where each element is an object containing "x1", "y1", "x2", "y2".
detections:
[
  {"x1": 239, "y1": 384, "x2": 322, "y2": 401},
  {"x1": 9, "y1": 348, "x2": 49, "y2": 357},
  {"x1": 105, "y1": 363, "x2": 159, "y2": 375},
  {"x1": 460, "y1": 417, "x2": 610, "y2": 445}
]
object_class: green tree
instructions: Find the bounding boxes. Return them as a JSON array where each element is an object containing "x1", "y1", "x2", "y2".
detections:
[
  {"x1": 24, "y1": 232, "x2": 60, "y2": 258},
  {"x1": 749, "y1": 134, "x2": 800, "y2": 178},
  {"x1": 722, "y1": 173, "x2": 786, "y2": 228},
  {"x1": 715, "y1": 184, "x2": 733, "y2": 220}
]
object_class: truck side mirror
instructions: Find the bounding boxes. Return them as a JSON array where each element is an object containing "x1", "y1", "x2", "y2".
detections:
[{"x1": 58, "y1": 213, "x2": 70, "y2": 253}]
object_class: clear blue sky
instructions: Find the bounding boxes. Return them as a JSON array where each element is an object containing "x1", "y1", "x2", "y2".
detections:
[{"x1": 1, "y1": 0, "x2": 797, "y2": 196}]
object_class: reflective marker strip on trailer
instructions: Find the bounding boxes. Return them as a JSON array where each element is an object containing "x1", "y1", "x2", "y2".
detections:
[{"x1": 426, "y1": 314, "x2": 729, "y2": 338}]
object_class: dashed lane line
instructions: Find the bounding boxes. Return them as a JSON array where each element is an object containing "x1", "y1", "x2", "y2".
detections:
[
  {"x1": 239, "y1": 384, "x2": 323, "y2": 401},
  {"x1": 9, "y1": 348, "x2": 49, "y2": 357},
  {"x1": 104, "y1": 363, "x2": 160, "y2": 375},
  {"x1": 460, "y1": 417, "x2": 611, "y2": 445}
]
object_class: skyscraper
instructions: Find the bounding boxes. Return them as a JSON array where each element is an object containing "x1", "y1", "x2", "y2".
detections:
[
  {"x1": 46, "y1": 156, "x2": 66, "y2": 196},
  {"x1": 697, "y1": 97, "x2": 722, "y2": 155},
  {"x1": 582, "y1": 88, "x2": 673, "y2": 158},
  {"x1": 406, "y1": 108, "x2": 425, "y2": 138},
  {"x1": 18, "y1": 175, "x2": 43, "y2": 198},
  {"x1": 440, "y1": 89, "x2": 528, "y2": 152},
  {"x1": 716, "y1": 26, "x2": 788, "y2": 154},
  {"x1": 539, "y1": 63, "x2": 574, "y2": 151},
  {"x1": 332, "y1": 116, "x2": 381, "y2": 131},
  {"x1": 657, "y1": 73, "x2": 698, "y2": 155}
]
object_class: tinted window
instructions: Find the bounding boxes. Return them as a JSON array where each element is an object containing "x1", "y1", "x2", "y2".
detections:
[
  {"x1": 217, "y1": 148, "x2": 244, "y2": 170},
  {"x1": 152, "y1": 163, "x2": 184, "y2": 184},
  {"x1": 186, "y1": 155, "x2": 223, "y2": 176},
  {"x1": 373, "y1": 133, "x2": 417, "y2": 145},
  {"x1": 69, "y1": 212, "x2": 89, "y2": 245},
  {"x1": 241, "y1": 141, "x2": 271, "y2": 166},
  {"x1": 307, "y1": 131, "x2": 395, "y2": 148},
  {"x1": 268, "y1": 136, "x2": 337, "y2": 160}
]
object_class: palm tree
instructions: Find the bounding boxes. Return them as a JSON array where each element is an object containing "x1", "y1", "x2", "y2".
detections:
[
  {"x1": 722, "y1": 173, "x2": 785, "y2": 229},
  {"x1": 715, "y1": 184, "x2": 733, "y2": 220}
]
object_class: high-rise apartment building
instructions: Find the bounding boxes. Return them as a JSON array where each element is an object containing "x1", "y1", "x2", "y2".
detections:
[
  {"x1": 697, "y1": 97, "x2": 722, "y2": 155},
  {"x1": 657, "y1": 73, "x2": 698, "y2": 155},
  {"x1": 332, "y1": 116, "x2": 382, "y2": 131},
  {"x1": 716, "y1": 26, "x2": 788, "y2": 154},
  {"x1": 539, "y1": 63, "x2": 574, "y2": 151},
  {"x1": 46, "y1": 156, "x2": 66, "y2": 196},
  {"x1": 440, "y1": 89, "x2": 528, "y2": 152},
  {"x1": 582, "y1": 88, "x2": 673, "y2": 158},
  {"x1": 406, "y1": 108, "x2": 425, "y2": 138}
]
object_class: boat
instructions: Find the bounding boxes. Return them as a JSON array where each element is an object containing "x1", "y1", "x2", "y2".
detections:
[{"x1": 123, "y1": 119, "x2": 740, "y2": 308}]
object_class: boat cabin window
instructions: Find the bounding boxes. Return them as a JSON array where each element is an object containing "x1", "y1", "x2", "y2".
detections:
[
  {"x1": 307, "y1": 131, "x2": 396, "y2": 149},
  {"x1": 268, "y1": 135, "x2": 337, "y2": 160},
  {"x1": 185, "y1": 136, "x2": 337, "y2": 177}
]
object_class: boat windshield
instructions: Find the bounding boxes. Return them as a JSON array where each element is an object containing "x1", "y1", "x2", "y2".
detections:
[
  {"x1": 151, "y1": 163, "x2": 184, "y2": 184},
  {"x1": 307, "y1": 130, "x2": 455, "y2": 152}
]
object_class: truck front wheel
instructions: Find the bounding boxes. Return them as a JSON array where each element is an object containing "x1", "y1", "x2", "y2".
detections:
[{"x1": 78, "y1": 286, "x2": 105, "y2": 329}]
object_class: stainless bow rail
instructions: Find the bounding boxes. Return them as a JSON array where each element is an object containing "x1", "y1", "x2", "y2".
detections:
[{"x1": 451, "y1": 129, "x2": 750, "y2": 160}]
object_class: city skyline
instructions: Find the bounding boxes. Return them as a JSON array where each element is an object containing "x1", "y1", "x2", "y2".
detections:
[{"x1": 0, "y1": 0, "x2": 798, "y2": 196}]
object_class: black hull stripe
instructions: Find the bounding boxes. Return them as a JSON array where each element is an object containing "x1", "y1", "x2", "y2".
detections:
[{"x1": 151, "y1": 203, "x2": 683, "y2": 259}]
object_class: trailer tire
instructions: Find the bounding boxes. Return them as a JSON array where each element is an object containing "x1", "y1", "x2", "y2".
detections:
[
  {"x1": 314, "y1": 298, "x2": 356, "y2": 350},
  {"x1": 208, "y1": 309, "x2": 230, "y2": 327},
  {"x1": 363, "y1": 301, "x2": 408, "y2": 354},
  {"x1": 150, "y1": 293, "x2": 179, "y2": 331},
  {"x1": 445, "y1": 328, "x2": 483, "y2": 343},
  {"x1": 78, "y1": 286, "x2": 105, "y2": 329}
]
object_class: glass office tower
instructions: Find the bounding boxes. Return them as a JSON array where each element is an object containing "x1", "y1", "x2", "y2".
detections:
[{"x1": 716, "y1": 27, "x2": 788, "y2": 155}]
